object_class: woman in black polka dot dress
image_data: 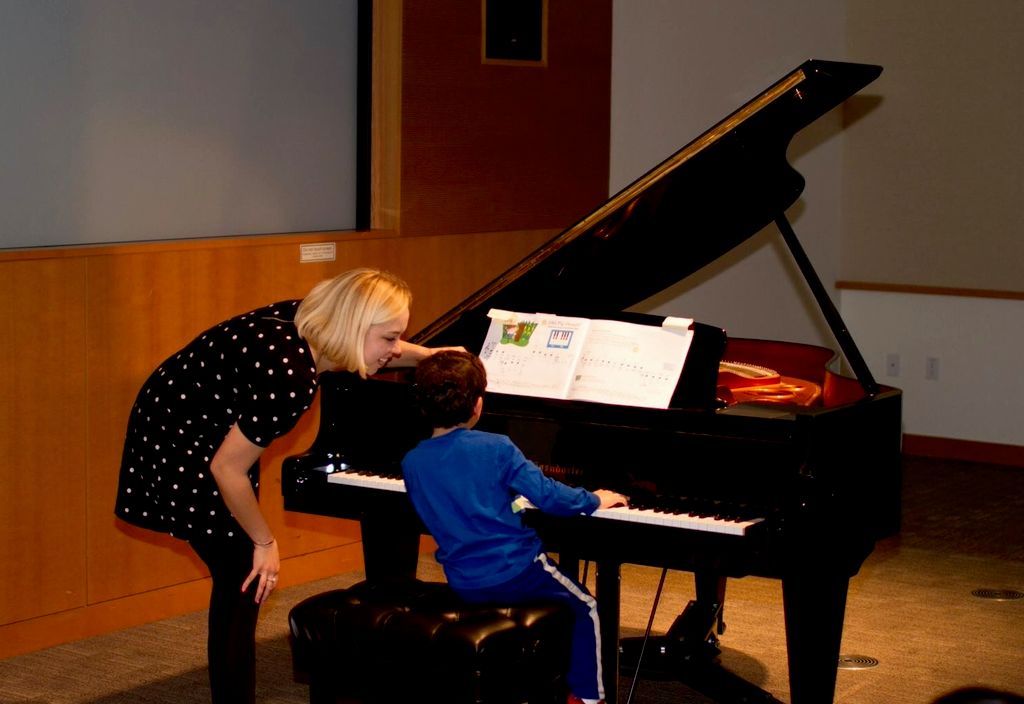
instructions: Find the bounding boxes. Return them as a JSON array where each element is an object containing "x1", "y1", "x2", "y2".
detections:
[{"x1": 114, "y1": 268, "x2": 443, "y2": 704}]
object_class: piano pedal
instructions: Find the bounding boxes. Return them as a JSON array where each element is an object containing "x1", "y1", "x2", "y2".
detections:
[
  {"x1": 619, "y1": 633, "x2": 781, "y2": 703},
  {"x1": 619, "y1": 598, "x2": 783, "y2": 703},
  {"x1": 666, "y1": 598, "x2": 723, "y2": 647},
  {"x1": 619, "y1": 634, "x2": 723, "y2": 683},
  {"x1": 619, "y1": 598, "x2": 725, "y2": 679}
]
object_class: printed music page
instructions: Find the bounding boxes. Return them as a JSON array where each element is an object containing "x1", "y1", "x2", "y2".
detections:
[
  {"x1": 478, "y1": 309, "x2": 694, "y2": 409},
  {"x1": 479, "y1": 311, "x2": 589, "y2": 400}
]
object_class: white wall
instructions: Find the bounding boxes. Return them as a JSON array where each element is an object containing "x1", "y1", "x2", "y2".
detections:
[
  {"x1": 611, "y1": 0, "x2": 849, "y2": 346},
  {"x1": 843, "y1": 0, "x2": 1024, "y2": 292},
  {"x1": 841, "y1": 291, "x2": 1023, "y2": 446},
  {"x1": 610, "y1": 1, "x2": 1022, "y2": 447}
]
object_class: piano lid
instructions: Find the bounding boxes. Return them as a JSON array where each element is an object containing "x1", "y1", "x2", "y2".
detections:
[{"x1": 411, "y1": 59, "x2": 882, "y2": 370}]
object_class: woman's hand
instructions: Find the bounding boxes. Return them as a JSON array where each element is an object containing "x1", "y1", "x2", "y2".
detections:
[
  {"x1": 209, "y1": 424, "x2": 279, "y2": 603},
  {"x1": 594, "y1": 489, "x2": 629, "y2": 509},
  {"x1": 391, "y1": 341, "x2": 467, "y2": 367},
  {"x1": 243, "y1": 538, "x2": 281, "y2": 605},
  {"x1": 431, "y1": 345, "x2": 467, "y2": 355}
]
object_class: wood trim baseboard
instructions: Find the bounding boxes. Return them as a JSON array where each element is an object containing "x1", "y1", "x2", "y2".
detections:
[
  {"x1": 0, "y1": 229, "x2": 382, "y2": 262},
  {"x1": 903, "y1": 434, "x2": 1023, "y2": 468},
  {"x1": 837, "y1": 280, "x2": 1024, "y2": 301},
  {"x1": 1, "y1": 538, "x2": 439, "y2": 660},
  {"x1": 0, "y1": 544, "x2": 364, "y2": 660}
]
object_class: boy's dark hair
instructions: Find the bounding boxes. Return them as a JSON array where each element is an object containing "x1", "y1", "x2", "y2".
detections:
[
  {"x1": 932, "y1": 688, "x2": 1024, "y2": 704},
  {"x1": 413, "y1": 350, "x2": 488, "y2": 429}
]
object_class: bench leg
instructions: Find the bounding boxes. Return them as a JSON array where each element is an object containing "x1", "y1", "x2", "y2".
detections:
[{"x1": 308, "y1": 668, "x2": 333, "y2": 704}]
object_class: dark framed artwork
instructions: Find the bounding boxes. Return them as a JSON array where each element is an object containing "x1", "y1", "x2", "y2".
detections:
[{"x1": 482, "y1": 0, "x2": 547, "y2": 65}]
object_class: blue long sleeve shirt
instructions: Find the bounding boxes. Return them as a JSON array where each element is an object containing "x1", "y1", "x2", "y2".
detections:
[{"x1": 401, "y1": 428, "x2": 600, "y2": 590}]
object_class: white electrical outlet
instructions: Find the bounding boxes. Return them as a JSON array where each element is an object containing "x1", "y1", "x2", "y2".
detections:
[
  {"x1": 885, "y1": 353, "x2": 900, "y2": 377},
  {"x1": 925, "y1": 357, "x2": 940, "y2": 380}
]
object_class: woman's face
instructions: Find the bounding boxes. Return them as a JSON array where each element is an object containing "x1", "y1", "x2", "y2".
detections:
[{"x1": 363, "y1": 307, "x2": 409, "y2": 374}]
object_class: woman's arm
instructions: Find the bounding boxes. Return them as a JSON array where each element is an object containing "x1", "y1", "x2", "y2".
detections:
[
  {"x1": 389, "y1": 340, "x2": 465, "y2": 367},
  {"x1": 209, "y1": 423, "x2": 280, "y2": 603}
]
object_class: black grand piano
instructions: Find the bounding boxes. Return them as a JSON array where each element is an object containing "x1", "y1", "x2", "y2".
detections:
[{"x1": 283, "y1": 59, "x2": 902, "y2": 704}]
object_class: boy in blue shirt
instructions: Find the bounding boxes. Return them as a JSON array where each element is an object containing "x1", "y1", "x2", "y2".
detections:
[{"x1": 402, "y1": 350, "x2": 628, "y2": 704}]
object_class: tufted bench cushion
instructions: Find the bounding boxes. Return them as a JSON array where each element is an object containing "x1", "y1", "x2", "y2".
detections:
[{"x1": 288, "y1": 579, "x2": 573, "y2": 704}]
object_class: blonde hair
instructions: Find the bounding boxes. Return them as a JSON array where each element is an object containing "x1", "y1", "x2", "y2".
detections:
[{"x1": 295, "y1": 268, "x2": 412, "y2": 378}]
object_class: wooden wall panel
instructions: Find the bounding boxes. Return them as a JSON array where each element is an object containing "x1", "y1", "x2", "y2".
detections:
[
  {"x1": 1, "y1": 226, "x2": 554, "y2": 656},
  {"x1": 1, "y1": 0, "x2": 607, "y2": 659},
  {"x1": 0, "y1": 257, "x2": 88, "y2": 624},
  {"x1": 0, "y1": 543, "x2": 365, "y2": 659},
  {"x1": 84, "y1": 247, "x2": 283, "y2": 603},
  {"x1": 397, "y1": 0, "x2": 612, "y2": 237}
]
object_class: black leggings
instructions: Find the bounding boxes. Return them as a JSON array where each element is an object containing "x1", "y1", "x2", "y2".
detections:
[{"x1": 190, "y1": 534, "x2": 260, "y2": 704}]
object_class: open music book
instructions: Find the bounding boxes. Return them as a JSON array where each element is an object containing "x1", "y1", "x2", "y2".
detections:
[{"x1": 478, "y1": 309, "x2": 694, "y2": 409}]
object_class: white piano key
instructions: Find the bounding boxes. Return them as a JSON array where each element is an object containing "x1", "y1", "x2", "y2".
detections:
[
  {"x1": 325, "y1": 471, "x2": 762, "y2": 535},
  {"x1": 591, "y1": 505, "x2": 761, "y2": 535},
  {"x1": 327, "y1": 470, "x2": 406, "y2": 492}
]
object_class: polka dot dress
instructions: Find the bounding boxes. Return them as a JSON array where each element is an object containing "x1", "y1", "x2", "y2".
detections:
[{"x1": 114, "y1": 300, "x2": 318, "y2": 541}]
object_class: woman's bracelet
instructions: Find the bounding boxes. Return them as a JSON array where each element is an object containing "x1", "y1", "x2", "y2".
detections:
[{"x1": 253, "y1": 536, "x2": 276, "y2": 548}]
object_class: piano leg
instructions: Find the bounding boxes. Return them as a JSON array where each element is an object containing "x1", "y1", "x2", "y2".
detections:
[
  {"x1": 695, "y1": 571, "x2": 727, "y2": 633},
  {"x1": 781, "y1": 572, "x2": 850, "y2": 704},
  {"x1": 360, "y1": 513, "x2": 420, "y2": 582},
  {"x1": 595, "y1": 560, "x2": 623, "y2": 704}
]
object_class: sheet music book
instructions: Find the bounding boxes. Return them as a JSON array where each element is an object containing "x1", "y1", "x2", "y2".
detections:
[{"x1": 478, "y1": 309, "x2": 694, "y2": 409}]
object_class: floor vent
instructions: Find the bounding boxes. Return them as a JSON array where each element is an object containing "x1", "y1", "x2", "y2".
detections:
[
  {"x1": 971, "y1": 588, "x2": 1024, "y2": 601},
  {"x1": 837, "y1": 654, "x2": 879, "y2": 670}
]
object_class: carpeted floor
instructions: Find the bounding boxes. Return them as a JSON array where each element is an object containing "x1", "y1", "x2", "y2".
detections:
[{"x1": 1, "y1": 457, "x2": 1022, "y2": 704}]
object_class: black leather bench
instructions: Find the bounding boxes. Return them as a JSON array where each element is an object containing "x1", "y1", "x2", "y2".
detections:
[{"x1": 288, "y1": 579, "x2": 573, "y2": 704}]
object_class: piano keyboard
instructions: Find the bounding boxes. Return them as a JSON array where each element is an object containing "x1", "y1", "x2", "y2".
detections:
[
  {"x1": 590, "y1": 505, "x2": 761, "y2": 536},
  {"x1": 327, "y1": 469, "x2": 406, "y2": 492},
  {"x1": 326, "y1": 470, "x2": 763, "y2": 536}
]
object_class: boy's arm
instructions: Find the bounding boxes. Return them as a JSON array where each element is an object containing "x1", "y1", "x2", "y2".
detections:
[{"x1": 508, "y1": 450, "x2": 616, "y2": 516}]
